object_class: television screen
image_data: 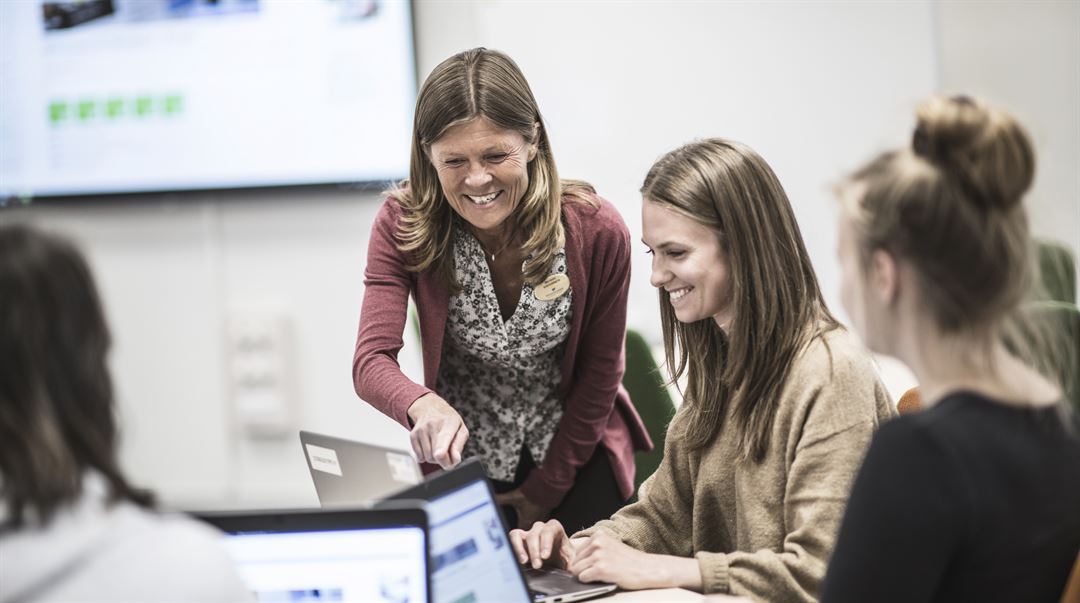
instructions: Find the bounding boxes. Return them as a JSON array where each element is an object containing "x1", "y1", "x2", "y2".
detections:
[{"x1": 0, "y1": 0, "x2": 416, "y2": 199}]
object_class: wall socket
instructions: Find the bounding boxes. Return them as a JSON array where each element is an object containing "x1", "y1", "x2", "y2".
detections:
[{"x1": 226, "y1": 308, "x2": 297, "y2": 439}]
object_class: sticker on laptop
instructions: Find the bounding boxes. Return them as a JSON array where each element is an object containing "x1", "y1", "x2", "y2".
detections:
[
  {"x1": 305, "y1": 443, "x2": 343, "y2": 477},
  {"x1": 386, "y1": 452, "x2": 419, "y2": 483}
]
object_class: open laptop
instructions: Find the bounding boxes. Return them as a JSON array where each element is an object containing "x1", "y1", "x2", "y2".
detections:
[
  {"x1": 383, "y1": 459, "x2": 617, "y2": 603},
  {"x1": 196, "y1": 502, "x2": 431, "y2": 603},
  {"x1": 300, "y1": 430, "x2": 422, "y2": 505},
  {"x1": 299, "y1": 433, "x2": 615, "y2": 603}
]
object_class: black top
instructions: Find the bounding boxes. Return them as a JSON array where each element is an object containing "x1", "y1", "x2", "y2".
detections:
[{"x1": 822, "y1": 391, "x2": 1080, "y2": 603}]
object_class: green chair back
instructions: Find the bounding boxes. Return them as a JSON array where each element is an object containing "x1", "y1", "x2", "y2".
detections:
[
  {"x1": 1035, "y1": 239, "x2": 1076, "y2": 304},
  {"x1": 1011, "y1": 301, "x2": 1080, "y2": 413},
  {"x1": 623, "y1": 329, "x2": 676, "y2": 498}
]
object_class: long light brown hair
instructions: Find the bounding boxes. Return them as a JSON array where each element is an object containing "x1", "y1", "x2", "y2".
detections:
[
  {"x1": 643, "y1": 139, "x2": 838, "y2": 462},
  {"x1": 391, "y1": 48, "x2": 592, "y2": 292}
]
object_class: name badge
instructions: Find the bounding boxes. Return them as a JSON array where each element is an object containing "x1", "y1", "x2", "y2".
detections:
[{"x1": 534, "y1": 273, "x2": 571, "y2": 301}]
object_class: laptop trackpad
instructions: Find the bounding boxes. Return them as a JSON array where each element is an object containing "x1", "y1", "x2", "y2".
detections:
[{"x1": 525, "y1": 567, "x2": 614, "y2": 595}]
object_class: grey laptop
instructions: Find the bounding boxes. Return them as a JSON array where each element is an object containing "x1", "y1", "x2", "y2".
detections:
[
  {"x1": 384, "y1": 459, "x2": 617, "y2": 603},
  {"x1": 195, "y1": 502, "x2": 431, "y2": 602},
  {"x1": 299, "y1": 430, "x2": 422, "y2": 506},
  {"x1": 300, "y1": 433, "x2": 615, "y2": 603}
]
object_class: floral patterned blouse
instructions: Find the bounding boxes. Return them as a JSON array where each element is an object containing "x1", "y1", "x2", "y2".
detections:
[{"x1": 435, "y1": 227, "x2": 573, "y2": 482}]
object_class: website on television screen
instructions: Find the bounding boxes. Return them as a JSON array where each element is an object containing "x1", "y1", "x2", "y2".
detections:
[{"x1": 0, "y1": 0, "x2": 415, "y2": 199}]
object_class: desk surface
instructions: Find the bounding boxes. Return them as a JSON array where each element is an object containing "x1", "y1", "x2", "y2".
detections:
[{"x1": 602, "y1": 588, "x2": 751, "y2": 602}]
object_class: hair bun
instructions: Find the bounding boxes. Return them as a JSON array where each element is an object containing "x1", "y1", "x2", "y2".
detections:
[
  {"x1": 912, "y1": 95, "x2": 1034, "y2": 212},
  {"x1": 912, "y1": 95, "x2": 985, "y2": 163}
]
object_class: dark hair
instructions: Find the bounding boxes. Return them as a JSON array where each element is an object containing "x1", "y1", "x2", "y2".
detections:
[
  {"x1": 643, "y1": 139, "x2": 838, "y2": 461},
  {"x1": 0, "y1": 224, "x2": 152, "y2": 528},
  {"x1": 841, "y1": 95, "x2": 1035, "y2": 332}
]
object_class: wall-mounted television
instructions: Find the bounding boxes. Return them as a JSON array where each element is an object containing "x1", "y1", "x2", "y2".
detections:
[{"x1": 0, "y1": 0, "x2": 416, "y2": 200}]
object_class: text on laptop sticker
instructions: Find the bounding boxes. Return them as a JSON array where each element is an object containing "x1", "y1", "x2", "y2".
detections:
[{"x1": 305, "y1": 443, "x2": 343, "y2": 476}]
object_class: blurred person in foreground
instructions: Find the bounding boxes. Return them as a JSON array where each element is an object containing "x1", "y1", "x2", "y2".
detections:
[
  {"x1": 822, "y1": 95, "x2": 1080, "y2": 602},
  {"x1": 0, "y1": 224, "x2": 251, "y2": 602}
]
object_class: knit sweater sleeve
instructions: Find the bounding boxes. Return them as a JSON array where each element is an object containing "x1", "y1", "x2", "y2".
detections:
[
  {"x1": 352, "y1": 198, "x2": 432, "y2": 428},
  {"x1": 697, "y1": 338, "x2": 893, "y2": 600},
  {"x1": 572, "y1": 411, "x2": 694, "y2": 557}
]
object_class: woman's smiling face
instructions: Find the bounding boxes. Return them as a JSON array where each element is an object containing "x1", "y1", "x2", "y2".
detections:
[
  {"x1": 642, "y1": 199, "x2": 734, "y2": 329},
  {"x1": 427, "y1": 117, "x2": 537, "y2": 238}
]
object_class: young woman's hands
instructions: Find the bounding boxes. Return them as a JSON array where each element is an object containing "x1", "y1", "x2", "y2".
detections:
[
  {"x1": 569, "y1": 531, "x2": 702, "y2": 590},
  {"x1": 509, "y1": 523, "x2": 704, "y2": 591},
  {"x1": 508, "y1": 519, "x2": 578, "y2": 570}
]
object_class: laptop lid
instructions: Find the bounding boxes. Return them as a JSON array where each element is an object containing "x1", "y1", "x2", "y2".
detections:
[
  {"x1": 384, "y1": 460, "x2": 616, "y2": 603},
  {"x1": 299, "y1": 430, "x2": 422, "y2": 506},
  {"x1": 196, "y1": 503, "x2": 431, "y2": 603},
  {"x1": 385, "y1": 460, "x2": 532, "y2": 603}
]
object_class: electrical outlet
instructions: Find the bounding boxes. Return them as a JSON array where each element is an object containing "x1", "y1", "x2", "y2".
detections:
[{"x1": 226, "y1": 308, "x2": 296, "y2": 439}]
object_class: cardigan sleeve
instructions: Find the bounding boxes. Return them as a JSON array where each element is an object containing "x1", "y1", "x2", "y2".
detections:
[
  {"x1": 696, "y1": 355, "x2": 889, "y2": 600},
  {"x1": 519, "y1": 205, "x2": 632, "y2": 509},
  {"x1": 572, "y1": 412, "x2": 695, "y2": 556},
  {"x1": 821, "y1": 419, "x2": 962, "y2": 603},
  {"x1": 352, "y1": 198, "x2": 432, "y2": 428}
]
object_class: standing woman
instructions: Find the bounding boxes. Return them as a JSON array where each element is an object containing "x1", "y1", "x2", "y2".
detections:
[
  {"x1": 352, "y1": 48, "x2": 651, "y2": 533},
  {"x1": 511, "y1": 139, "x2": 895, "y2": 601},
  {"x1": 823, "y1": 96, "x2": 1080, "y2": 602}
]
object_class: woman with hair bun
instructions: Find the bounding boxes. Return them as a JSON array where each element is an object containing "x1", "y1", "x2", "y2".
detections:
[
  {"x1": 823, "y1": 96, "x2": 1080, "y2": 602},
  {"x1": 352, "y1": 48, "x2": 651, "y2": 532}
]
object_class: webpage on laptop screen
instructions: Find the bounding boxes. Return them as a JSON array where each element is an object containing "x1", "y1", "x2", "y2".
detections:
[
  {"x1": 222, "y1": 527, "x2": 426, "y2": 603},
  {"x1": 428, "y1": 481, "x2": 531, "y2": 603}
]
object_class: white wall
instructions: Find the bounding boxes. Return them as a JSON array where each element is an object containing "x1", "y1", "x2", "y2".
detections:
[
  {"x1": 8, "y1": 191, "x2": 411, "y2": 509},
  {"x1": 415, "y1": 0, "x2": 936, "y2": 336},
  {"x1": 936, "y1": 0, "x2": 1080, "y2": 281},
  {"x1": 5, "y1": 0, "x2": 1074, "y2": 510}
]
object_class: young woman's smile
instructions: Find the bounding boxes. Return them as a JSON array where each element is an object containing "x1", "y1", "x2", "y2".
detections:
[{"x1": 642, "y1": 199, "x2": 733, "y2": 328}]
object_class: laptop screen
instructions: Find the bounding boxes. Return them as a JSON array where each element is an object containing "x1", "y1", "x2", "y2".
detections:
[
  {"x1": 426, "y1": 480, "x2": 532, "y2": 603},
  {"x1": 220, "y1": 524, "x2": 428, "y2": 602}
]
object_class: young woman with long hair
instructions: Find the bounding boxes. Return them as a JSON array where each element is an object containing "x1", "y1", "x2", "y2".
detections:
[{"x1": 510, "y1": 139, "x2": 894, "y2": 601}]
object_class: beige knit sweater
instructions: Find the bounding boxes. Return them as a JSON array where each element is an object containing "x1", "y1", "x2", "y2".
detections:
[{"x1": 576, "y1": 327, "x2": 895, "y2": 603}]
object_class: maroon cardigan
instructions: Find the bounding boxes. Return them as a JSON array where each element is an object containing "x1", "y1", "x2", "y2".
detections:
[{"x1": 352, "y1": 194, "x2": 653, "y2": 509}]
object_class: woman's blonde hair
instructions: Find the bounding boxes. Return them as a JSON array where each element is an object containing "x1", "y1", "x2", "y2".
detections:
[
  {"x1": 839, "y1": 96, "x2": 1075, "y2": 411},
  {"x1": 643, "y1": 139, "x2": 838, "y2": 462},
  {"x1": 390, "y1": 47, "x2": 593, "y2": 292},
  {"x1": 839, "y1": 95, "x2": 1035, "y2": 333}
]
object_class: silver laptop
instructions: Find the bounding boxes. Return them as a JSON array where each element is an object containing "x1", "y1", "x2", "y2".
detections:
[
  {"x1": 196, "y1": 502, "x2": 431, "y2": 602},
  {"x1": 383, "y1": 459, "x2": 617, "y2": 603},
  {"x1": 299, "y1": 430, "x2": 422, "y2": 506},
  {"x1": 300, "y1": 433, "x2": 615, "y2": 603}
]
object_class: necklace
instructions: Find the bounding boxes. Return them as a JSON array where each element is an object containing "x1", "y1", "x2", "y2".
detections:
[
  {"x1": 484, "y1": 240, "x2": 511, "y2": 263},
  {"x1": 476, "y1": 232, "x2": 513, "y2": 263}
]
